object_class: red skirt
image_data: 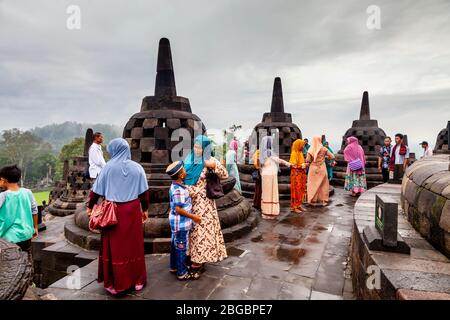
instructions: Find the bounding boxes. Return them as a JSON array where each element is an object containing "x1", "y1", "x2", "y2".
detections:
[{"x1": 98, "y1": 198, "x2": 147, "y2": 292}]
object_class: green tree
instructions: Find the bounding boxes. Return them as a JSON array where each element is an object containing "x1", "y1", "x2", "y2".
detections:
[
  {"x1": 26, "y1": 153, "x2": 57, "y2": 186},
  {"x1": 55, "y1": 137, "x2": 85, "y2": 180},
  {"x1": 0, "y1": 129, "x2": 53, "y2": 186}
]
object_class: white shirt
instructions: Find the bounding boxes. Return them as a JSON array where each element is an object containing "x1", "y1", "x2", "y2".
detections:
[
  {"x1": 422, "y1": 147, "x2": 433, "y2": 158},
  {"x1": 88, "y1": 143, "x2": 106, "y2": 178},
  {"x1": 390, "y1": 144, "x2": 410, "y2": 165}
]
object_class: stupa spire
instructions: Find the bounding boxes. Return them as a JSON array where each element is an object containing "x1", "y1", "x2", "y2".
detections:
[
  {"x1": 155, "y1": 38, "x2": 177, "y2": 97},
  {"x1": 359, "y1": 91, "x2": 370, "y2": 120},
  {"x1": 83, "y1": 128, "x2": 94, "y2": 157},
  {"x1": 270, "y1": 77, "x2": 284, "y2": 113}
]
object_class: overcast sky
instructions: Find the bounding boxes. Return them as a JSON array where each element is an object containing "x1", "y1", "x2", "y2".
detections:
[{"x1": 1, "y1": 0, "x2": 450, "y2": 154}]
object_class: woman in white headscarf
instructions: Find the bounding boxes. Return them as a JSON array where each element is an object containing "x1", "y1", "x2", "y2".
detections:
[{"x1": 259, "y1": 136, "x2": 292, "y2": 219}]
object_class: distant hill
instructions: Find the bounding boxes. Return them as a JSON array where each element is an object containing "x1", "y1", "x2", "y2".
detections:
[{"x1": 30, "y1": 122, "x2": 122, "y2": 152}]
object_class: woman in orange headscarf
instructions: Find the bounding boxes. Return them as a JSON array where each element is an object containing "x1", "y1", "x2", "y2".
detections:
[
  {"x1": 289, "y1": 139, "x2": 307, "y2": 213},
  {"x1": 306, "y1": 136, "x2": 335, "y2": 206}
]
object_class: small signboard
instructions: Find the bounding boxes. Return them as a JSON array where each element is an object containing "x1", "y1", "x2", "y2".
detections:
[{"x1": 375, "y1": 195, "x2": 398, "y2": 247}]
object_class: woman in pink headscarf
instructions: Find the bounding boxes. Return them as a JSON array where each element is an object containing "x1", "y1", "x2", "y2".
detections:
[{"x1": 343, "y1": 136, "x2": 367, "y2": 197}]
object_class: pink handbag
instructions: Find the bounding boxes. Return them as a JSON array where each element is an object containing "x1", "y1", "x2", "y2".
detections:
[{"x1": 89, "y1": 200, "x2": 118, "y2": 230}]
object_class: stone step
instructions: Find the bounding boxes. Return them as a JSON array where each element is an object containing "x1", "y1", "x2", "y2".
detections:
[{"x1": 39, "y1": 240, "x2": 96, "y2": 288}]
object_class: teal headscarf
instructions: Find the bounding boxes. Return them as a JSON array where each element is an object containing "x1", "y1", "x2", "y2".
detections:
[
  {"x1": 184, "y1": 135, "x2": 213, "y2": 185},
  {"x1": 323, "y1": 141, "x2": 334, "y2": 154}
]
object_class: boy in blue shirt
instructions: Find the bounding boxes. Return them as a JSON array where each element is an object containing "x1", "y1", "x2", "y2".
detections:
[
  {"x1": 0, "y1": 165, "x2": 39, "y2": 253},
  {"x1": 166, "y1": 161, "x2": 201, "y2": 281}
]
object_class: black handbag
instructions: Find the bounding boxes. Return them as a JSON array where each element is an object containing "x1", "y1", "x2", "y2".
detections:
[{"x1": 206, "y1": 169, "x2": 224, "y2": 199}]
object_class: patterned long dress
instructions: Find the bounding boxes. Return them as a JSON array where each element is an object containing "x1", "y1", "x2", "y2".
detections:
[{"x1": 187, "y1": 158, "x2": 228, "y2": 264}]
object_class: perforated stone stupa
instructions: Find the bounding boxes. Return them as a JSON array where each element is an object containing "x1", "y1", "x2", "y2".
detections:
[
  {"x1": 434, "y1": 121, "x2": 450, "y2": 154},
  {"x1": 239, "y1": 77, "x2": 302, "y2": 199},
  {"x1": 66, "y1": 38, "x2": 256, "y2": 253},
  {"x1": 333, "y1": 91, "x2": 386, "y2": 188},
  {"x1": 47, "y1": 129, "x2": 94, "y2": 217}
]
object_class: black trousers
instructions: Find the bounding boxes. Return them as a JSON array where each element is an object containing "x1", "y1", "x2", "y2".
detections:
[{"x1": 382, "y1": 168, "x2": 390, "y2": 183}]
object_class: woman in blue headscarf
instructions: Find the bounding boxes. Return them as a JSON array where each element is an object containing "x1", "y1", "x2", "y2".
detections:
[
  {"x1": 87, "y1": 138, "x2": 149, "y2": 295},
  {"x1": 184, "y1": 135, "x2": 229, "y2": 275},
  {"x1": 259, "y1": 136, "x2": 292, "y2": 219}
]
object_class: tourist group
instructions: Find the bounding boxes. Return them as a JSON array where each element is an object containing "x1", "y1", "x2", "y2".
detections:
[{"x1": 0, "y1": 130, "x2": 434, "y2": 295}]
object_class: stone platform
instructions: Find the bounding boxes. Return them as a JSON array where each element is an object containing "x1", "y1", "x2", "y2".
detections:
[
  {"x1": 42, "y1": 188, "x2": 357, "y2": 300},
  {"x1": 351, "y1": 183, "x2": 450, "y2": 300}
]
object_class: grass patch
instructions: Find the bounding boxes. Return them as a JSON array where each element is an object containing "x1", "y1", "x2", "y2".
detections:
[{"x1": 33, "y1": 191, "x2": 50, "y2": 205}]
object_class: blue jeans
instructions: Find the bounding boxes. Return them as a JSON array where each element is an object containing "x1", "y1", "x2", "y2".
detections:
[{"x1": 170, "y1": 230, "x2": 189, "y2": 277}]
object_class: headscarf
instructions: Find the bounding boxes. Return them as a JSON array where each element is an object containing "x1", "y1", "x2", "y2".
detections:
[
  {"x1": 253, "y1": 149, "x2": 261, "y2": 169},
  {"x1": 229, "y1": 139, "x2": 238, "y2": 162},
  {"x1": 289, "y1": 139, "x2": 305, "y2": 166},
  {"x1": 260, "y1": 136, "x2": 274, "y2": 165},
  {"x1": 323, "y1": 140, "x2": 334, "y2": 154},
  {"x1": 307, "y1": 136, "x2": 323, "y2": 161},
  {"x1": 92, "y1": 138, "x2": 148, "y2": 202},
  {"x1": 183, "y1": 135, "x2": 213, "y2": 185},
  {"x1": 343, "y1": 136, "x2": 366, "y2": 169}
]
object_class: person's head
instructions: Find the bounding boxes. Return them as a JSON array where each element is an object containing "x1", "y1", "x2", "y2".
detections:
[
  {"x1": 107, "y1": 138, "x2": 131, "y2": 160},
  {"x1": 292, "y1": 139, "x2": 305, "y2": 153},
  {"x1": 193, "y1": 135, "x2": 212, "y2": 159},
  {"x1": 384, "y1": 137, "x2": 392, "y2": 146},
  {"x1": 395, "y1": 133, "x2": 404, "y2": 145},
  {"x1": 229, "y1": 139, "x2": 239, "y2": 152},
  {"x1": 346, "y1": 136, "x2": 359, "y2": 146},
  {"x1": 93, "y1": 132, "x2": 104, "y2": 144},
  {"x1": 420, "y1": 141, "x2": 429, "y2": 149},
  {"x1": 0, "y1": 165, "x2": 21, "y2": 189},
  {"x1": 304, "y1": 138, "x2": 309, "y2": 145},
  {"x1": 166, "y1": 161, "x2": 186, "y2": 181}
]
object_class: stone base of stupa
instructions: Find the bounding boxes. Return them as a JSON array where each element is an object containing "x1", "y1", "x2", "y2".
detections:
[
  {"x1": 63, "y1": 177, "x2": 258, "y2": 254},
  {"x1": 332, "y1": 154, "x2": 383, "y2": 189}
]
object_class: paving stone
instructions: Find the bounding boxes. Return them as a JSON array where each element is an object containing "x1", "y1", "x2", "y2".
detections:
[
  {"x1": 246, "y1": 278, "x2": 282, "y2": 300},
  {"x1": 310, "y1": 290, "x2": 343, "y2": 300}
]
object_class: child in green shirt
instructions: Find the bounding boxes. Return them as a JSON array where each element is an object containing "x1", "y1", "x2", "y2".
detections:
[{"x1": 0, "y1": 165, "x2": 38, "y2": 252}]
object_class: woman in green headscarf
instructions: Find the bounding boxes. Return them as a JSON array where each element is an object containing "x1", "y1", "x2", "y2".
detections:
[{"x1": 323, "y1": 141, "x2": 335, "y2": 181}]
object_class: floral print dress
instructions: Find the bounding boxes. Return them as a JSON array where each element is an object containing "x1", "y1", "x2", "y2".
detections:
[{"x1": 187, "y1": 157, "x2": 228, "y2": 264}]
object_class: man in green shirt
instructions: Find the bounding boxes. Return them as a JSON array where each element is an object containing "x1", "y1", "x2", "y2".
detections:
[{"x1": 0, "y1": 165, "x2": 38, "y2": 253}]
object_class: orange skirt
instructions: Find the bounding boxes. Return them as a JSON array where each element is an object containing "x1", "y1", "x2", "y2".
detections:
[{"x1": 291, "y1": 168, "x2": 307, "y2": 209}]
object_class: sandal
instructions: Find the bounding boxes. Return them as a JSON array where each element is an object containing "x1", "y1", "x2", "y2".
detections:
[
  {"x1": 177, "y1": 272, "x2": 195, "y2": 281},
  {"x1": 105, "y1": 287, "x2": 118, "y2": 295},
  {"x1": 135, "y1": 284, "x2": 145, "y2": 291},
  {"x1": 169, "y1": 269, "x2": 177, "y2": 274}
]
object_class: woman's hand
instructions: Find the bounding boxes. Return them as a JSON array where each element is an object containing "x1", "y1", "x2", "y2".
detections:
[
  {"x1": 142, "y1": 211, "x2": 149, "y2": 223},
  {"x1": 192, "y1": 215, "x2": 202, "y2": 224},
  {"x1": 86, "y1": 208, "x2": 92, "y2": 217}
]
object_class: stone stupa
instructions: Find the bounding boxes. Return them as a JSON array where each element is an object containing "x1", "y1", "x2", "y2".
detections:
[
  {"x1": 238, "y1": 77, "x2": 302, "y2": 199},
  {"x1": 46, "y1": 129, "x2": 94, "y2": 217},
  {"x1": 333, "y1": 91, "x2": 387, "y2": 188},
  {"x1": 434, "y1": 121, "x2": 450, "y2": 154},
  {"x1": 66, "y1": 38, "x2": 256, "y2": 253}
]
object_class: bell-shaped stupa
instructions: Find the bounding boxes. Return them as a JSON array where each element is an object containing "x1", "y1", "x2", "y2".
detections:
[
  {"x1": 239, "y1": 77, "x2": 302, "y2": 199},
  {"x1": 47, "y1": 129, "x2": 94, "y2": 216},
  {"x1": 66, "y1": 38, "x2": 256, "y2": 253},
  {"x1": 333, "y1": 91, "x2": 387, "y2": 188},
  {"x1": 434, "y1": 121, "x2": 450, "y2": 154}
]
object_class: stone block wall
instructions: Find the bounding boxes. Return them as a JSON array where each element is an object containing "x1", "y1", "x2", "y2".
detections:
[{"x1": 401, "y1": 154, "x2": 450, "y2": 258}]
